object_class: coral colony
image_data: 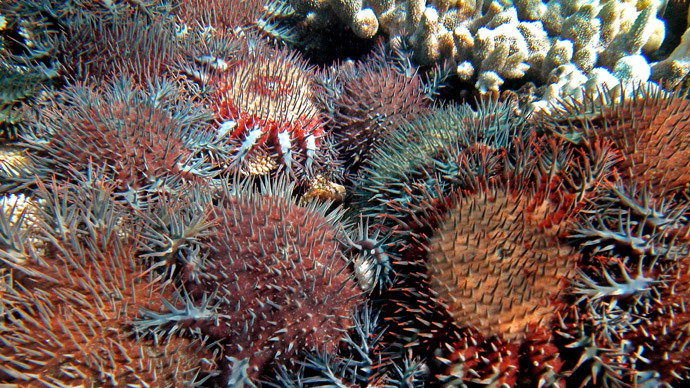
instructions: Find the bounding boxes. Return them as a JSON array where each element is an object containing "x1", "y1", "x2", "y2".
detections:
[{"x1": 3, "y1": 0, "x2": 690, "y2": 387}]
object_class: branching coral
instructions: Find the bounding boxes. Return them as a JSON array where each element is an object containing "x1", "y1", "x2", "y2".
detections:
[
  {"x1": 651, "y1": 25, "x2": 690, "y2": 88},
  {"x1": 262, "y1": 0, "x2": 670, "y2": 98}
]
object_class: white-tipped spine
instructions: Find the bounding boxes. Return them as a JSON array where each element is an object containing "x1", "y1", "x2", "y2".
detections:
[{"x1": 278, "y1": 130, "x2": 293, "y2": 171}]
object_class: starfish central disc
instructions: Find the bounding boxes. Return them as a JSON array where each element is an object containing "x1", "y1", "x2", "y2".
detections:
[{"x1": 427, "y1": 188, "x2": 578, "y2": 341}]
